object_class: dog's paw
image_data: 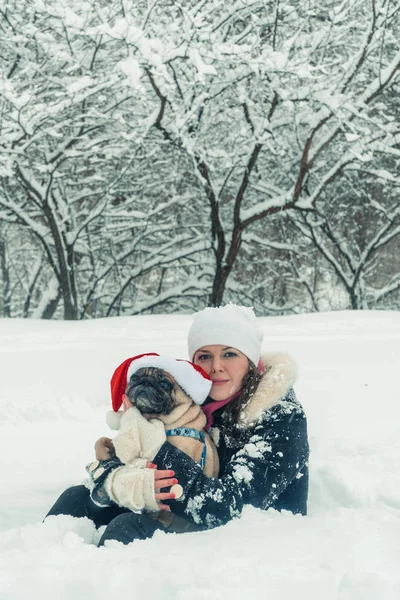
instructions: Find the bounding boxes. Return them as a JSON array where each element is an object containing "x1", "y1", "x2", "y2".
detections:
[{"x1": 94, "y1": 437, "x2": 115, "y2": 461}]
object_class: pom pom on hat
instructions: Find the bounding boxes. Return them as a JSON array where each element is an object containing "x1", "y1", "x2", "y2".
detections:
[
  {"x1": 108, "y1": 353, "x2": 212, "y2": 426},
  {"x1": 187, "y1": 304, "x2": 264, "y2": 366}
]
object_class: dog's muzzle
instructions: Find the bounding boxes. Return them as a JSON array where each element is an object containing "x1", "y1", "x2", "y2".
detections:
[{"x1": 126, "y1": 368, "x2": 175, "y2": 415}]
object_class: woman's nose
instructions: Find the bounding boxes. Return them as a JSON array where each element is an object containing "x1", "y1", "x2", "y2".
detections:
[{"x1": 211, "y1": 358, "x2": 224, "y2": 372}]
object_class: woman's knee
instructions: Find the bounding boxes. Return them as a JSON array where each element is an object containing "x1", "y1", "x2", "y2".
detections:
[
  {"x1": 98, "y1": 512, "x2": 164, "y2": 546},
  {"x1": 46, "y1": 484, "x2": 129, "y2": 529},
  {"x1": 45, "y1": 485, "x2": 90, "y2": 520}
]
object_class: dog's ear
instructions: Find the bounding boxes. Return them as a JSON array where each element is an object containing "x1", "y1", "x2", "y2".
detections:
[{"x1": 123, "y1": 394, "x2": 134, "y2": 411}]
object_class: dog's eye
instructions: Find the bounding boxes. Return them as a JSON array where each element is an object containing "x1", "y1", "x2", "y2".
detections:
[{"x1": 160, "y1": 380, "x2": 173, "y2": 392}]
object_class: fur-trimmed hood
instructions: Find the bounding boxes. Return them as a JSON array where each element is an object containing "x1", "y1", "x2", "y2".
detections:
[{"x1": 238, "y1": 352, "x2": 298, "y2": 426}]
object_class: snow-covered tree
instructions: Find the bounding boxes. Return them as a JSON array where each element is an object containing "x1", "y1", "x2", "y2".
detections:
[
  {"x1": 1, "y1": 0, "x2": 399, "y2": 317},
  {"x1": 88, "y1": 0, "x2": 399, "y2": 306},
  {"x1": 0, "y1": 0, "x2": 205, "y2": 317},
  {"x1": 287, "y1": 170, "x2": 400, "y2": 310}
]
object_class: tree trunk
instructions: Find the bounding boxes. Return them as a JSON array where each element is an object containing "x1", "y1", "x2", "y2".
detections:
[
  {"x1": 41, "y1": 291, "x2": 62, "y2": 319},
  {"x1": 42, "y1": 199, "x2": 78, "y2": 320},
  {"x1": 0, "y1": 239, "x2": 11, "y2": 317},
  {"x1": 209, "y1": 263, "x2": 230, "y2": 306},
  {"x1": 208, "y1": 229, "x2": 242, "y2": 306}
]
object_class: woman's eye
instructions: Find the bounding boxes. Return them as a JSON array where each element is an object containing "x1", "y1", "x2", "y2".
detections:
[
  {"x1": 223, "y1": 352, "x2": 237, "y2": 358},
  {"x1": 197, "y1": 354, "x2": 211, "y2": 361}
]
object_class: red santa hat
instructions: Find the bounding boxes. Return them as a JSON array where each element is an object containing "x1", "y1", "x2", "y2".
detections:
[{"x1": 107, "y1": 353, "x2": 212, "y2": 430}]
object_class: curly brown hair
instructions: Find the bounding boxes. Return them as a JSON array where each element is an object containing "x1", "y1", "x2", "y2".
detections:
[{"x1": 221, "y1": 362, "x2": 263, "y2": 426}]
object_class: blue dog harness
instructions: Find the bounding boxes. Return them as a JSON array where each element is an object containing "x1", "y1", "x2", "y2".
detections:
[{"x1": 165, "y1": 427, "x2": 207, "y2": 470}]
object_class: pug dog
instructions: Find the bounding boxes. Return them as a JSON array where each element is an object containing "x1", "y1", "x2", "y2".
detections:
[
  {"x1": 97, "y1": 365, "x2": 219, "y2": 478},
  {"x1": 125, "y1": 366, "x2": 219, "y2": 478},
  {"x1": 94, "y1": 357, "x2": 219, "y2": 531}
]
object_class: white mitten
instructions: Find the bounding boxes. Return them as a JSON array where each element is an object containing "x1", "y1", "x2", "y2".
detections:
[
  {"x1": 113, "y1": 406, "x2": 166, "y2": 465},
  {"x1": 105, "y1": 464, "x2": 159, "y2": 512}
]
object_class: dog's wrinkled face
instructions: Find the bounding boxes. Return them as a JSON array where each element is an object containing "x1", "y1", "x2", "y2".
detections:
[{"x1": 126, "y1": 367, "x2": 177, "y2": 415}]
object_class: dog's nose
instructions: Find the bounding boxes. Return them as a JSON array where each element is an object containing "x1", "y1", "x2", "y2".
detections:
[
  {"x1": 133, "y1": 387, "x2": 153, "y2": 403},
  {"x1": 136, "y1": 389, "x2": 151, "y2": 400}
]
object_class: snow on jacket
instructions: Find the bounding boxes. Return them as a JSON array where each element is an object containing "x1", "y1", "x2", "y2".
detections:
[{"x1": 88, "y1": 352, "x2": 309, "y2": 528}]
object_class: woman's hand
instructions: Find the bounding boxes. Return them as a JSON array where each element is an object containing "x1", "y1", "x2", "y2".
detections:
[{"x1": 147, "y1": 462, "x2": 178, "y2": 511}]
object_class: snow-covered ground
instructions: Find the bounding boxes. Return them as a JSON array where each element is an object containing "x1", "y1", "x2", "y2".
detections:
[{"x1": 1, "y1": 311, "x2": 399, "y2": 600}]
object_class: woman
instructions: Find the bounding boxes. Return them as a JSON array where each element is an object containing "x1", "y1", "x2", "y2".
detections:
[{"x1": 46, "y1": 304, "x2": 309, "y2": 544}]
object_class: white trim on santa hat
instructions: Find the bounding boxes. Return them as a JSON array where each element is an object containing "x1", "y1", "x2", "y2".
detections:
[
  {"x1": 106, "y1": 410, "x2": 123, "y2": 430},
  {"x1": 126, "y1": 355, "x2": 212, "y2": 406}
]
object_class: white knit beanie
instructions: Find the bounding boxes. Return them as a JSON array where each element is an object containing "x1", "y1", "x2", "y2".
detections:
[{"x1": 187, "y1": 304, "x2": 264, "y2": 366}]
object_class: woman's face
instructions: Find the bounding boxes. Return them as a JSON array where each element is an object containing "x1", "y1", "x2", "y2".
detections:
[{"x1": 193, "y1": 345, "x2": 249, "y2": 401}]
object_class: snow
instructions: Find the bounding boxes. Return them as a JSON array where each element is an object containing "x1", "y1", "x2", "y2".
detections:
[
  {"x1": 118, "y1": 56, "x2": 143, "y2": 90},
  {"x1": 1, "y1": 311, "x2": 400, "y2": 599}
]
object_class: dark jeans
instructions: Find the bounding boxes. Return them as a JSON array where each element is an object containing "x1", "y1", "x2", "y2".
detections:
[{"x1": 45, "y1": 485, "x2": 168, "y2": 546}]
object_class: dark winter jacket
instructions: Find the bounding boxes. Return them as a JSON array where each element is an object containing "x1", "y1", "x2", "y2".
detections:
[
  {"x1": 154, "y1": 352, "x2": 309, "y2": 528},
  {"x1": 89, "y1": 352, "x2": 309, "y2": 528}
]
